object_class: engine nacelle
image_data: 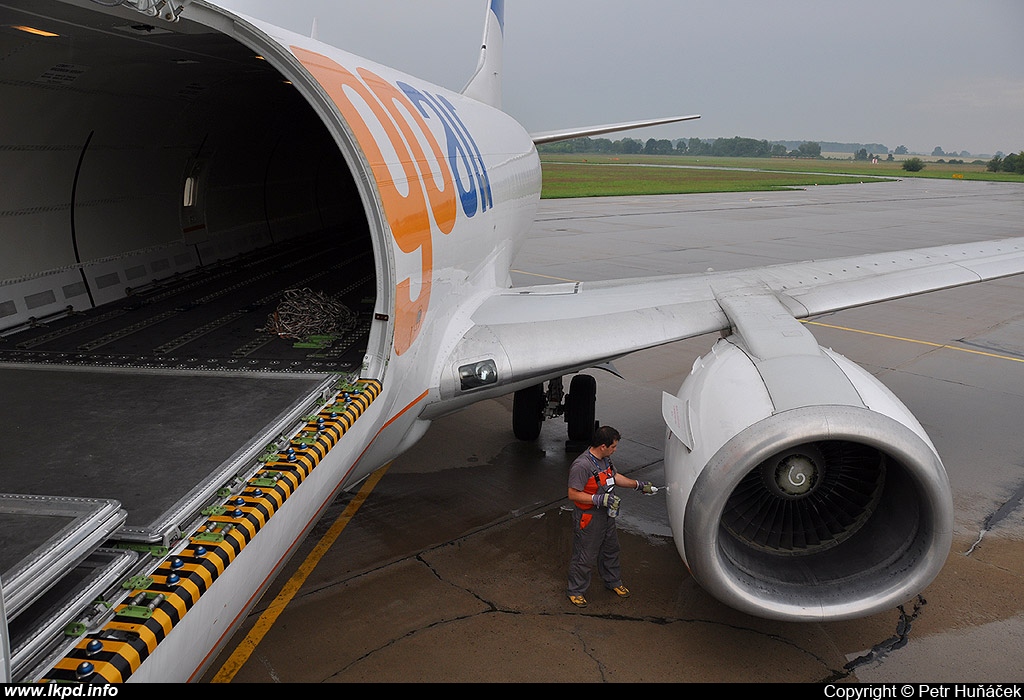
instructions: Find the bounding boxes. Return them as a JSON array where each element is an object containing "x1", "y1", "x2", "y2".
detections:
[{"x1": 664, "y1": 335, "x2": 953, "y2": 621}]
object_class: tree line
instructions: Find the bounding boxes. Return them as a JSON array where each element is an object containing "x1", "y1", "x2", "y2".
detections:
[
  {"x1": 538, "y1": 136, "x2": 822, "y2": 158},
  {"x1": 538, "y1": 135, "x2": 1023, "y2": 171},
  {"x1": 987, "y1": 152, "x2": 1024, "y2": 174}
]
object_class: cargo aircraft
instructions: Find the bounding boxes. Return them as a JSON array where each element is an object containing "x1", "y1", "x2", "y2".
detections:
[{"x1": 1, "y1": 0, "x2": 1023, "y2": 683}]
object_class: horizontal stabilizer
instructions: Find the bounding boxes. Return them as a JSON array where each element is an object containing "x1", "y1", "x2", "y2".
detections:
[{"x1": 531, "y1": 114, "x2": 700, "y2": 145}]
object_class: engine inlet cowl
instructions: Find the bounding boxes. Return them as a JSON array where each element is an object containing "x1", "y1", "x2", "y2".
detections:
[{"x1": 680, "y1": 405, "x2": 952, "y2": 622}]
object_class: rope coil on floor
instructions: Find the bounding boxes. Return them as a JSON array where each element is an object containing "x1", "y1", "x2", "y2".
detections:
[{"x1": 261, "y1": 288, "x2": 358, "y2": 340}]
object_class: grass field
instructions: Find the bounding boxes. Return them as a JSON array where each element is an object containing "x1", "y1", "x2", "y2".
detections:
[{"x1": 539, "y1": 153, "x2": 1024, "y2": 198}]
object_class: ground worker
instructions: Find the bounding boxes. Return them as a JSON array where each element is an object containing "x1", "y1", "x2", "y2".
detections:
[{"x1": 565, "y1": 425, "x2": 657, "y2": 607}]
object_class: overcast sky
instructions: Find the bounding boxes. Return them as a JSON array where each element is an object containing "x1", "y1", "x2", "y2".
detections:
[{"x1": 212, "y1": 1, "x2": 1023, "y2": 156}]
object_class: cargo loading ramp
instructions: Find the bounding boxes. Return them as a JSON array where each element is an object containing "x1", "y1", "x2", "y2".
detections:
[
  {"x1": 0, "y1": 495, "x2": 130, "y2": 680},
  {"x1": 0, "y1": 495, "x2": 126, "y2": 621},
  {"x1": 0, "y1": 364, "x2": 339, "y2": 679},
  {"x1": 0, "y1": 365, "x2": 333, "y2": 543},
  {"x1": 4, "y1": 547, "x2": 138, "y2": 681}
]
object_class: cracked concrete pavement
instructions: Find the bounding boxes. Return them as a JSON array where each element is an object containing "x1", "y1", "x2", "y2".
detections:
[
  {"x1": 205, "y1": 367, "x2": 1024, "y2": 683},
  {"x1": 206, "y1": 468, "x2": 1024, "y2": 682}
]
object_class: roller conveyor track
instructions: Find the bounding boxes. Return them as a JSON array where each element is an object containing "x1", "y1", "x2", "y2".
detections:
[
  {"x1": 0, "y1": 222, "x2": 380, "y2": 531},
  {"x1": 0, "y1": 230, "x2": 376, "y2": 374}
]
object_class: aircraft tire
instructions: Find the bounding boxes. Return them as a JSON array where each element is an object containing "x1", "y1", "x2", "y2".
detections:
[
  {"x1": 566, "y1": 374, "x2": 597, "y2": 442},
  {"x1": 513, "y1": 384, "x2": 545, "y2": 440}
]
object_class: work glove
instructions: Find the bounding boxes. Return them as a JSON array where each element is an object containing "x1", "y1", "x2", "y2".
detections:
[
  {"x1": 592, "y1": 493, "x2": 621, "y2": 510},
  {"x1": 635, "y1": 480, "x2": 658, "y2": 495}
]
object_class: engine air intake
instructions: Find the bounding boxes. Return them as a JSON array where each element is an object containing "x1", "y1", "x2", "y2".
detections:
[{"x1": 722, "y1": 441, "x2": 885, "y2": 553}]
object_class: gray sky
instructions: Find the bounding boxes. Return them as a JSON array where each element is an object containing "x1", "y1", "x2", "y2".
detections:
[{"x1": 212, "y1": 1, "x2": 1023, "y2": 156}]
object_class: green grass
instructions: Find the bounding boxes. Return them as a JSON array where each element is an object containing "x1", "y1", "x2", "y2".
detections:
[{"x1": 538, "y1": 154, "x2": 1024, "y2": 198}]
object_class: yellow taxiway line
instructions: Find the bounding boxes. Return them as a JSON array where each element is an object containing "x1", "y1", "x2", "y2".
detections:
[
  {"x1": 803, "y1": 320, "x2": 1024, "y2": 364},
  {"x1": 211, "y1": 464, "x2": 390, "y2": 683}
]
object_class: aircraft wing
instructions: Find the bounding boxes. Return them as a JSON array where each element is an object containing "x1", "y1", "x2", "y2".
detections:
[
  {"x1": 530, "y1": 115, "x2": 701, "y2": 145},
  {"x1": 447, "y1": 236, "x2": 1024, "y2": 393}
]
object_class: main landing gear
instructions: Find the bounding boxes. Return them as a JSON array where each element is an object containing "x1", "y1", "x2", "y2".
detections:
[{"x1": 512, "y1": 373, "x2": 598, "y2": 449}]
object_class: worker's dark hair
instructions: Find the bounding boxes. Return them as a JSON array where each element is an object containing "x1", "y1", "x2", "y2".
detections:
[{"x1": 591, "y1": 425, "x2": 621, "y2": 448}]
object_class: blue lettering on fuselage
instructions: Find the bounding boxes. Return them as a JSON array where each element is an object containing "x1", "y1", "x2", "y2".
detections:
[
  {"x1": 435, "y1": 93, "x2": 494, "y2": 214},
  {"x1": 398, "y1": 81, "x2": 492, "y2": 219}
]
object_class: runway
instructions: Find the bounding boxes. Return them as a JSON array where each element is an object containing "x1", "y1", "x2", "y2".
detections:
[{"x1": 203, "y1": 178, "x2": 1024, "y2": 683}]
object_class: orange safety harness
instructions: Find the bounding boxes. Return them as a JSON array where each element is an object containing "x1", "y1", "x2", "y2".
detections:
[{"x1": 575, "y1": 454, "x2": 616, "y2": 511}]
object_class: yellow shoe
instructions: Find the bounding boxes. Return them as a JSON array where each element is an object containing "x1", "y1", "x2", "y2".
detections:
[
  {"x1": 568, "y1": 594, "x2": 588, "y2": 608},
  {"x1": 611, "y1": 585, "x2": 631, "y2": 599}
]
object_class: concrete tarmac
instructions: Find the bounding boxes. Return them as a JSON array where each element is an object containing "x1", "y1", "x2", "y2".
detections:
[{"x1": 204, "y1": 179, "x2": 1024, "y2": 683}]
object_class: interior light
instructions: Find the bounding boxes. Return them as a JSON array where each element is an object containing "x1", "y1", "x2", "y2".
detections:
[
  {"x1": 182, "y1": 176, "x2": 196, "y2": 207},
  {"x1": 10, "y1": 25, "x2": 60, "y2": 37}
]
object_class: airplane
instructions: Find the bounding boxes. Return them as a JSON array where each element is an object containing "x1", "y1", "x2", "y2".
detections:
[{"x1": 0, "y1": 0, "x2": 1023, "y2": 684}]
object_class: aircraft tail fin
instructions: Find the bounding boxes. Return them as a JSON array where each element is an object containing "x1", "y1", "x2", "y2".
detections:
[{"x1": 461, "y1": 0, "x2": 504, "y2": 108}]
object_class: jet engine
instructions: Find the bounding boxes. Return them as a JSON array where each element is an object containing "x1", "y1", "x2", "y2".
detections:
[{"x1": 663, "y1": 333, "x2": 953, "y2": 622}]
